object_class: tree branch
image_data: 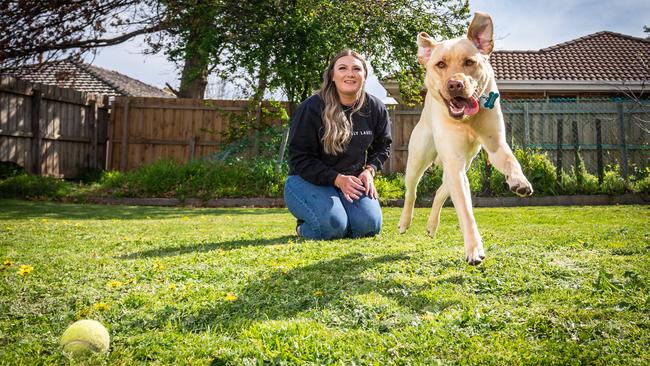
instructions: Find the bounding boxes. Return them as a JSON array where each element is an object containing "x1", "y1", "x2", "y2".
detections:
[{"x1": 1, "y1": 23, "x2": 167, "y2": 60}]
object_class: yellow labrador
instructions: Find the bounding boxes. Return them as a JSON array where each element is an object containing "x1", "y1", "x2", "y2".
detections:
[{"x1": 398, "y1": 12, "x2": 533, "y2": 265}]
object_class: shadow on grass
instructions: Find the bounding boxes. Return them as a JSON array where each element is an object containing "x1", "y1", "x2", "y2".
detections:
[
  {"x1": 125, "y1": 251, "x2": 462, "y2": 336},
  {"x1": 0, "y1": 199, "x2": 283, "y2": 220},
  {"x1": 117, "y1": 235, "x2": 297, "y2": 259}
]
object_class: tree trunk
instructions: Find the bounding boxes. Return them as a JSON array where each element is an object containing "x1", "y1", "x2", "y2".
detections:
[
  {"x1": 178, "y1": 51, "x2": 208, "y2": 99},
  {"x1": 276, "y1": 101, "x2": 296, "y2": 174},
  {"x1": 252, "y1": 64, "x2": 269, "y2": 156}
]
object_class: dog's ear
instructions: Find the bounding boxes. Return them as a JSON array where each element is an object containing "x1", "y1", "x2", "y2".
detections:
[
  {"x1": 416, "y1": 32, "x2": 437, "y2": 66},
  {"x1": 467, "y1": 12, "x2": 494, "y2": 55}
]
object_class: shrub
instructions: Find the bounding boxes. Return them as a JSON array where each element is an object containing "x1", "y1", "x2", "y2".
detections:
[
  {"x1": 559, "y1": 150, "x2": 599, "y2": 195},
  {"x1": 93, "y1": 157, "x2": 290, "y2": 199},
  {"x1": 375, "y1": 173, "x2": 405, "y2": 201},
  {"x1": 514, "y1": 148, "x2": 559, "y2": 196},
  {"x1": 0, "y1": 161, "x2": 26, "y2": 180},
  {"x1": 418, "y1": 166, "x2": 443, "y2": 197},
  {"x1": 632, "y1": 175, "x2": 650, "y2": 194},
  {"x1": 467, "y1": 152, "x2": 486, "y2": 194},
  {"x1": 600, "y1": 164, "x2": 628, "y2": 195},
  {"x1": 78, "y1": 167, "x2": 104, "y2": 184},
  {"x1": 0, "y1": 174, "x2": 70, "y2": 199},
  {"x1": 488, "y1": 169, "x2": 509, "y2": 196},
  {"x1": 130, "y1": 159, "x2": 181, "y2": 197}
]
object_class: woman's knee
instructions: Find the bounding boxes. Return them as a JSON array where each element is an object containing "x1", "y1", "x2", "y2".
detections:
[
  {"x1": 317, "y1": 213, "x2": 348, "y2": 239},
  {"x1": 348, "y1": 198, "x2": 383, "y2": 238},
  {"x1": 355, "y1": 212, "x2": 382, "y2": 238}
]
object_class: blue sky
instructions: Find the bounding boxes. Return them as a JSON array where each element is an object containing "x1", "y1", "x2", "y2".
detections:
[{"x1": 87, "y1": 0, "x2": 650, "y2": 100}]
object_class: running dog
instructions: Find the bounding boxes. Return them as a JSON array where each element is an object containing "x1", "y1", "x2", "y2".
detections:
[{"x1": 398, "y1": 12, "x2": 533, "y2": 265}]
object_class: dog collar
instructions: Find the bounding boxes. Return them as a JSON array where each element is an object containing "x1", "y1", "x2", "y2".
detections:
[{"x1": 479, "y1": 91, "x2": 499, "y2": 109}]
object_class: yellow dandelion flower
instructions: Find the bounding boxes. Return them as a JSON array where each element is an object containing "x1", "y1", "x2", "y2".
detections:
[
  {"x1": 168, "y1": 284, "x2": 177, "y2": 291},
  {"x1": 224, "y1": 293, "x2": 237, "y2": 302},
  {"x1": 422, "y1": 312, "x2": 435, "y2": 321},
  {"x1": 152, "y1": 262, "x2": 165, "y2": 270},
  {"x1": 3, "y1": 259, "x2": 13, "y2": 268},
  {"x1": 17, "y1": 265, "x2": 33, "y2": 276},
  {"x1": 182, "y1": 216, "x2": 189, "y2": 221},
  {"x1": 313, "y1": 290, "x2": 323, "y2": 297},
  {"x1": 107, "y1": 280, "x2": 123, "y2": 288},
  {"x1": 93, "y1": 302, "x2": 109, "y2": 312},
  {"x1": 42, "y1": 219, "x2": 48, "y2": 223}
]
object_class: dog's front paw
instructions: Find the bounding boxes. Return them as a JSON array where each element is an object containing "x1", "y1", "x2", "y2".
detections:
[
  {"x1": 465, "y1": 244, "x2": 485, "y2": 265},
  {"x1": 398, "y1": 212, "x2": 412, "y2": 234},
  {"x1": 507, "y1": 175, "x2": 533, "y2": 197},
  {"x1": 397, "y1": 220, "x2": 410, "y2": 234}
]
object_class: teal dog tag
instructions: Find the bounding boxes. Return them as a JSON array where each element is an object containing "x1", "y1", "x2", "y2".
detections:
[{"x1": 483, "y1": 92, "x2": 499, "y2": 109}]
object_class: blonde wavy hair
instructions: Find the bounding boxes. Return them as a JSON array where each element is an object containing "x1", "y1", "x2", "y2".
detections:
[{"x1": 319, "y1": 49, "x2": 368, "y2": 155}]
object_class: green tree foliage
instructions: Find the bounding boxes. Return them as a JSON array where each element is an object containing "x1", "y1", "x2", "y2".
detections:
[{"x1": 221, "y1": 0, "x2": 470, "y2": 106}]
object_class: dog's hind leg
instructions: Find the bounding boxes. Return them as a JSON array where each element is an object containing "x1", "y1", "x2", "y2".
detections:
[
  {"x1": 398, "y1": 123, "x2": 435, "y2": 234},
  {"x1": 426, "y1": 181, "x2": 449, "y2": 238},
  {"x1": 441, "y1": 156, "x2": 485, "y2": 265}
]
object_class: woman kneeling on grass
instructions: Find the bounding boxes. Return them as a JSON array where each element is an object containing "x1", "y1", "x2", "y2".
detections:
[{"x1": 284, "y1": 49, "x2": 392, "y2": 240}]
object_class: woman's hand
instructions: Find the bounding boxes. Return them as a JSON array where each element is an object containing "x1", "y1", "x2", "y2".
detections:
[
  {"x1": 358, "y1": 168, "x2": 378, "y2": 200},
  {"x1": 334, "y1": 174, "x2": 366, "y2": 202}
]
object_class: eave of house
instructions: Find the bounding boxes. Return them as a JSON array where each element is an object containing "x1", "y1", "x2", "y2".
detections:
[{"x1": 380, "y1": 79, "x2": 647, "y2": 100}]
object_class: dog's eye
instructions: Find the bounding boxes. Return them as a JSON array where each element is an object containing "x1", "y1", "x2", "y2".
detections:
[
  {"x1": 436, "y1": 61, "x2": 446, "y2": 69},
  {"x1": 464, "y1": 59, "x2": 476, "y2": 67}
]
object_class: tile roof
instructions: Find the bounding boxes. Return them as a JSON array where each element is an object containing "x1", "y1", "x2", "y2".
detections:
[
  {"x1": 490, "y1": 31, "x2": 650, "y2": 82},
  {"x1": 2, "y1": 60, "x2": 174, "y2": 98}
]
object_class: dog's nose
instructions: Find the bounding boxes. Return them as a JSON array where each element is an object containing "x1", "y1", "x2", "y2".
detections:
[{"x1": 447, "y1": 80, "x2": 464, "y2": 92}]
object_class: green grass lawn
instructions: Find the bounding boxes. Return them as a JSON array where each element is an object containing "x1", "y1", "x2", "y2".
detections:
[{"x1": 1, "y1": 199, "x2": 648, "y2": 365}]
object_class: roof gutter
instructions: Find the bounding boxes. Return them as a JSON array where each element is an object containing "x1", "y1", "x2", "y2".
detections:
[{"x1": 496, "y1": 80, "x2": 647, "y2": 92}]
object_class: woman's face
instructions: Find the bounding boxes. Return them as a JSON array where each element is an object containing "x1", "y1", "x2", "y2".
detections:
[{"x1": 331, "y1": 55, "x2": 366, "y2": 102}]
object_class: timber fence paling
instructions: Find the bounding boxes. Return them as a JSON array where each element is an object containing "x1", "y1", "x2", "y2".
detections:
[
  {"x1": 0, "y1": 76, "x2": 108, "y2": 178},
  {"x1": 107, "y1": 97, "x2": 289, "y2": 172}
]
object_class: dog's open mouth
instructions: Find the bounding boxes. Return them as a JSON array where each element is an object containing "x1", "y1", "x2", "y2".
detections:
[{"x1": 446, "y1": 96, "x2": 480, "y2": 119}]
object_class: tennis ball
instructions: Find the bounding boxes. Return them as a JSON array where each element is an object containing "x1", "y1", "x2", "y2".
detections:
[{"x1": 60, "y1": 319, "x2": 110, "y2": 355}]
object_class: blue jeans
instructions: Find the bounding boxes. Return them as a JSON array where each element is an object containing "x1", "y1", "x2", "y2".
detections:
[{"x1": 284, "y1": 175, "x2": 382, "y2": 240}]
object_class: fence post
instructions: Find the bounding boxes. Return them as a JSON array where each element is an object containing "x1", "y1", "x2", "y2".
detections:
[
  {"x1": 188, "y1": 136, "x2": 196, "y2": 162},
  {"x1": 556, "y1": 118, "x2": 563, "y2": 181},
  {"x1": 617, "y1": 102, "x2": 628, "y2": 179},
  {"x1": 523, "y1": 102, "x2": 530, "y2": 148},
  {"x1": 595, "y1": 118, "x2": 604, "y2": 184},
  {"x1": 89, "y1": 99, "x2": 98, "y2": 169},
  {"x1": 30, "y1": 89, "x2": 42, "y2": 175},
  {"x1": 120, "y1": 98, "x2": 130, "y2": 172},
  {"x1": 572, "y1": 120, "x2": 579, "y2": 168},
  {"x1": 506, "y1": 119, "x2": 513, "y2": 147}
]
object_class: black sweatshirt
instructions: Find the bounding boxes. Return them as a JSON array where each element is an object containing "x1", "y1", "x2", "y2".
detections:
[{"x1": 287, "y1": 92, "x2": 392, "y2": 186}]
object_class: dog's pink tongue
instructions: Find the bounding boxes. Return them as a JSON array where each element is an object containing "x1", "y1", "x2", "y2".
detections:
[{"x1": 465, "y1": 97, "x2": 479, "y2": 116}]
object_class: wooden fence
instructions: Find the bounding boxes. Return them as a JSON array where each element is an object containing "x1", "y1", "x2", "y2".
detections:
[
  {"x1": 0, "y1": 76, "x2": 109, "y2": 178},
  {"x1": 108, "y1": 97, "x2": 285, "y2": 171},
  {"x1": 387, "y1": 99, "x2": 650, "y2": 178},
  {"x1": 4, "y1": 84, "x2": 647, "y2": 180}
]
